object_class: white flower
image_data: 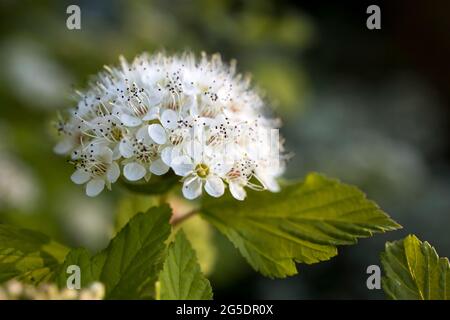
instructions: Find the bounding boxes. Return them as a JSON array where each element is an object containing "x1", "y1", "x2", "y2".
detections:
[
  {"x1": 157, "y1": 115, "x2": 196, "y2": 167},
  {"x1": 120, "y1": 127, "x2": 169, "y2": 181},
  {"x1": 172, "y1": 143, "x2": 231, "y2": 199},
  {"x1": 70, "y1": 146, "x2": 120, "y2": 197},
  {"x1": 53, "y1": 117, "x2": 85, "y2": 155},
  {"x1": 147, "y1": 109, "x2": 185, "y2": 144},
  {"x1": 56, "y1": 51, "x2": 285, "y2": 200}
]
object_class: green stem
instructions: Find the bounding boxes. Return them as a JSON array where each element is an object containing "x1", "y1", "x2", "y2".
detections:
[{"x1": 158, "y1": 193, "x2": 168, "y2": 206}]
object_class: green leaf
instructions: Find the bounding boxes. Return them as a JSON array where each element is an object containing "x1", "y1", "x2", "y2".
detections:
[
  {"x1": 114, "y1": 194, "x2": 159, "y2": 234},
  {"x1": 56, "y1": 205, "x2": 172, "y2": 299},
  {"x1": 99, "y1": 205, "x2": 171, "y2": 299},
  {"x1": 119, "y1": 173, "x2": 179, "y2": 195},
  {"x1": 0, "y1": 224, "x2": 69, "y2": 284},
  {"x1": 55, "y1": 248, "x2": 103, "y2": 288},
  {"x1": 173, "y1": 215, "x2": 217, "y2": 275},
  {"x1": 201, "y1": 172, "x2": 401, "y2": 278},
  {"x1": 381, "y1": 234, "x2": 450, "y2": 300},
  {"x1": 159, "y1": 231, "x2": 212, "y2": 300}
]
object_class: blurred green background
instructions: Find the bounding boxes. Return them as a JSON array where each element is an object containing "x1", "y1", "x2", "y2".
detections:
[{"x1": 1, "y1": 0, "x2": 450, "y2": 299}]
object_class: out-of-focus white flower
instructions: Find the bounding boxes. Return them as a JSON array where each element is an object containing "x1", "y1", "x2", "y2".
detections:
[
  {"x1": 0, "y1": 153, "x2": 39, "y2": 211},
  {"x1": 60, "y1": 194, "x2": 114, "y2": 251},
  {"x1": 55, "y1": 52, "x2": 285, "y2": 200},
  {"x1": 2, "y1": 39, "x2": 72, "y2": 110},
  {"x1": 0, "y1": 280, "x2": 104, "y2": 300}
]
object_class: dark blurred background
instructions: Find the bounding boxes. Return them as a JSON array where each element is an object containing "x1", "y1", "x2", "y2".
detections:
[{"x1": 0, "y1": 0, "x2": 449, "y2": 299}]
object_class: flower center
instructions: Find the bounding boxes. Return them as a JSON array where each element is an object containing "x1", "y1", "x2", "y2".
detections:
[
  {"x1": 195, "y1": 163, "x2": 210, "y2": 178},
  {"x1": 169, "y1": 132, "x2": 184, "y2": 145},
  {"x1": 72, "y1": 157, "x2": 109, "y2": 178},
  {"x1": 110, "y1": 126, "x2": 123, "y2": 142},
  {"x1": 134, "y1": 103, "x2": 149, "y2": 117},
  {"x1": 134, "y1": 142, "x2": 158, "y2": 163},
  {"x1": 91, "y1": 161, "x2": 108, "y2": 177}
]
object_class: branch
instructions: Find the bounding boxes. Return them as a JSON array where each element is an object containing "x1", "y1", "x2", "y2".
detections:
[{"x1": 170, "y1": 209, "x2": 198, "y2": 227}]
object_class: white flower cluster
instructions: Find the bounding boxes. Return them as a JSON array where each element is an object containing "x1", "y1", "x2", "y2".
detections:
[{"x1": 55, "y1": 52, "x2": 284, "y2": 200}]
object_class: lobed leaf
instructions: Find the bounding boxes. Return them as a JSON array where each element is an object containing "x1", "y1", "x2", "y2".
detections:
[
  {"x1": 0, "y1": 224, "x2": 69, "y2": 284},
  {"x1": 201, "y1": 172, "x2": 401, "y2": 278},
  {"x1": 159, "y1": 231, "x2": 212, "y2": 300},
  {"x1": 56, "y1": 205, "x2": 172, "y2": 299},
  {"x1": 381, "y1": 234, "x2": 450, "y2": 300}
]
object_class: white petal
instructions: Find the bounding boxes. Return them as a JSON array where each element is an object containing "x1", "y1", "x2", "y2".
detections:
[
  {"x1": 123, "y1": 162, "x2": 146, "y2": 181},
  {"x1": 112, "y1": 144, "x2": 122, "y2": 160},
  {"x1": 229, "y1": 183, "x2": 246, "y2": 201},
  {"x1": 183, "y1": 95, "x2": 197, "y2": 109},
  {"x1": 120, "y1": 113, "x2": 142, "y2": 127},
  {"x1": 143, "y1": 106, "x2": 160, "y2": 121},
  {"x1": 201, "y1": 117, "x2": 216, "y2": 127},
  {"x1": 148, "y1": 124, "x2": 167, "y2": 144},
  {"x1": 212, "y1": 159, "x2": 233, "y2": 176},
  {"x1": 171, "y1": 155, "x2": 194, "y2": 176},
  {"x1": 136, "y1": 126, "x2": 151, "y2": 142},
  {"x1": 188, "y1": 97, "x2": 199, "y2": 116},
  {"x1": 186, "y1": 140, "x2": 204, "y2": 163},
  {"x1": 54, "y1": 140, "x2": 73, "y2": 155},
  {"x1": 119, "y1": 139, "x2": 134, "y2": 158},
  {"x1": 161, "y1": 110, "x2": 178, "y2": 130},
  {"x1": 149, "y1": 94, "x2": 162, "y2": 105},
  {"x1": 150, "y1": 159, "x2": 170, "y2": 176},
  {"x1": 107, "y1": 162, "x2": 120, "y2": 183},
  {"x1": 266, "y1": 178, "x2": 280, "y2": 192},
  {"x1": 205, "y1": 176, "x2": 225, "y2": 198},
  {"x1": 257, "y1": 174, "x2": 280, "y2": 192},
  {"x1": 172, "y1": 144, "x2": 183, "y2": 159},
  {"x1": 182, "y1": 178, "x2": 202, "y2": 200},
  {"x1": 161, "y1": 147, "x2": 173, "y2": 166},
  {"x1": 182, "y1": 82, "x2": 198, "y2": 95},
  {"x1": 101, "y1": 148, "x2": 113, "y2": 164},
  {"x1": 86, "y1": 179, "x2": 105, "y2": 197},
  {"x1": 88, "y1": 140, "x2": 108, "y2": 154},
  {"x1": 71, "y1": 170, "x2": 90, "y2": 185}
]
